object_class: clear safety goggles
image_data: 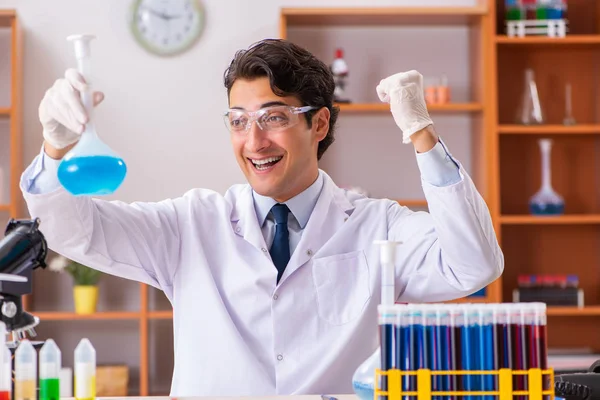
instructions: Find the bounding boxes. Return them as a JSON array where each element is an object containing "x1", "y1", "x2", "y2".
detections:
[{"x1": 223, "y1": 105, "x2": 317, "y2": 133}]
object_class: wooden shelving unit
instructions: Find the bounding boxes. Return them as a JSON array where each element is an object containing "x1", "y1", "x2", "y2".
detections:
[
  {"x1": 280, "y1": 3, "x2": 500, "y2": 304},
  {"x1": 0, "y1": 10, "x2": 21, "y2": 222},
  {"x1": 492, "y1": 0, "x2": 600, "y2": 352},
  {"x1": 338, "y1": 102, "x2": 484, "y2": 113}
]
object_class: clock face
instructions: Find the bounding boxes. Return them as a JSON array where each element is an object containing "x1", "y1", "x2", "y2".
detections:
[{"x1": 130, "y1": 0, "x2": 204, "y2": 56}]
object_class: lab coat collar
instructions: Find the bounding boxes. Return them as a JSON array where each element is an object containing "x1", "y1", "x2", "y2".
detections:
[
  {"x1": 252, "y1": 170, "x2": 324, "y2": 229},
  {"x1": 231, "y1": 169, "x2": 355, "y2": 284}
]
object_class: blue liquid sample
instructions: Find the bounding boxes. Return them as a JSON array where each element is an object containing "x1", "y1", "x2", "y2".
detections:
[
  {"x1": 380, "y1": 323, "x2": 394, "y2": 395},
  {"x1": 478, "y1": 323, "x2": 495, "y2": 400},
  {"x1": 461, "y1": 324, "x2": 475, "y2": 400},
  {"x1": 529, "y1": 202, "x2": 564, "y2": 215},
  {"x1": 352, "y1": 381, "x2": 374, "y2": 400},
  {"x1": 58, "y1": 155, "x2": 127, "y2": 196}
]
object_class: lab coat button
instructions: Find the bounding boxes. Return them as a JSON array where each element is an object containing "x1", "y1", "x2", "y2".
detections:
[
  {"x1": 277, "y1": 354, "x2": 283, "y2": 361},
  {"x1": 273, "y1": 294, "x2": 278, "y2": 300},
  {"x1": 261, "y1": 247, "x2": 267, "y2": 253},
  {"x1": 306, "y1": 249, "x2": 313, "y2": 256},
  {"x1": 235, "y1": 227, "x2": 241, "y2": 233}
]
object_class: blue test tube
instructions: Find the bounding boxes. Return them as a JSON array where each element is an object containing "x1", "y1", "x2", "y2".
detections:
[
  {"x1": 459, "y1": 304, "x2": 477, "y2": 400},
  {"x1": 401, "y1": 304, "x2": 424, "y2": 395},
  {"x1": 477, "y1": 305, "x2": 495, "y2": 400},
  {"x1": 437, "y1": 305, "x2": 452, "y2": 400},
  {"x1": 379, "y1": 304, "x2": 396, "y2": 397},
  {"x1": 495, "y1": 304, "x2": 513, "y2": 370},
  {"x1": 423, "y1": 305, "x2": 439, "y2": 400}
]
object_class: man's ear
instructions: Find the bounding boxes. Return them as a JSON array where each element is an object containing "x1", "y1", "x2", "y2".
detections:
[{"x1": 313, "y1": 107, "x2": 330, "y2": 141}]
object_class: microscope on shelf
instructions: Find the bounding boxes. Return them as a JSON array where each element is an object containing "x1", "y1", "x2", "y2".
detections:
[{"x1": 0, "y1": 218, "x2": 48, "y2": 349}]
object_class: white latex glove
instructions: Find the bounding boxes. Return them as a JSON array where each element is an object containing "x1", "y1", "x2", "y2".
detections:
[
  {"x1": 376, "y1": 70, "x2": 433, "y2": 144},
  {"x1": 39, "y1": 68, "x2": 104, "y2": 149}
]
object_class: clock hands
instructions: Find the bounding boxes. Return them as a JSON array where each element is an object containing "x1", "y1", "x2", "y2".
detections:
[{"x1": 142, "y1": 6, "x2": 183, "y2": 21}]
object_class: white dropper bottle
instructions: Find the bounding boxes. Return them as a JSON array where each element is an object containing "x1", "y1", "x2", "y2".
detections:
[{"x1": 74, "y1": 338, "x2": 96, "y2": 400}]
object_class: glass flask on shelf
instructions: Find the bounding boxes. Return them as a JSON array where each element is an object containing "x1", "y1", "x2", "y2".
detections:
[
  {"x1": 517, "y1": 68, "x2": 544, "y2": 125},
  {"x1": 529, "y1": 138, "x2": 565, "y2": 215}
]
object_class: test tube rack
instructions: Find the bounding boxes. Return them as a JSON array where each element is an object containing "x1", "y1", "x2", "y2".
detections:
[{"x1": 374, "y1": 367, "x2": 555, "y2": 400}]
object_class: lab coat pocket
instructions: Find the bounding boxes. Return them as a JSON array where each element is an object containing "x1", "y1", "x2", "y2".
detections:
[{"x1": 312, "y1": 250, "x2": 371, "y2": 326}]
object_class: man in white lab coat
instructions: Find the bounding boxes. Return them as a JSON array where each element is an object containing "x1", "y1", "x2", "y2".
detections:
[{"x1": 21, "y1": 39, "x2": 503, "y2": 396}]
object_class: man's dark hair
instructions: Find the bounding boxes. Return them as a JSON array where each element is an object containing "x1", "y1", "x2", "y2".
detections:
[{"x1": 223, "y1": 38, "x2": 339, "y2": 160}]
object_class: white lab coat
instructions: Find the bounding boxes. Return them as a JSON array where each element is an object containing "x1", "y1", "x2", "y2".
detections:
[{"x1": 20, "y1": 164, "x2": 503, "y2": 396}]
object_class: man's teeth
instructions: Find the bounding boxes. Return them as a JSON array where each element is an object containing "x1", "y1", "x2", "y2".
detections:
[
  {"x1": 252, "y1": 156, "x2": 282, "y2": 165},
  {"x1": 251, "y1": 156, "x2": 283, "y2": 170}
]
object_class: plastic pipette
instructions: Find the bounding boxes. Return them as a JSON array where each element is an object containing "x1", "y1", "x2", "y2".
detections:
[
  {"x1": 57, "y1": 34, "x2": 127, "y2": 196},
  {"x1": 0, "y1": 322, "x2": 9, "y2": 400},
  {"x1": 75, "y1": 338, "x2": 96, "y2": 400},
  {"x1": 15, "y1": 340, "x2": 36, "y2": 400},
  {"x1": 40, "y1": 339, "x2": 61, "y2": 400},
  {"x1": 374, "y1": 240, "x2": 402, "y2": 305}
]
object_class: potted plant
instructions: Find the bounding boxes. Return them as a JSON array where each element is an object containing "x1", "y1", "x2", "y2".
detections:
[{"x1": 48, "y1": 255, "x2": 102, "y2": 315}]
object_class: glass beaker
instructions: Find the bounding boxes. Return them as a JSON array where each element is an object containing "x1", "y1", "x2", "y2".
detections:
[
  {"x1": 517, "y1": 68, "x2": 544, "y2": 125},
  {"x1": 57, "y1": 34, "x2": 127, "y2": 196},
  {"x1": 529, "y1": 138, "x2": 564, "y2": 215}
]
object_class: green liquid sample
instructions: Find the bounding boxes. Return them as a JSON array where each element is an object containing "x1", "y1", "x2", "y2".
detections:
[{"x1": 40, "y1": 378, "x2": 60, "y2": 400}]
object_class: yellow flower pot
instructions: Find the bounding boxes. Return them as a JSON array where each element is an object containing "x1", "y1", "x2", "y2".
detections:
[{"x1": 74, "y1": 285, "x2": 98, "y2": 315}]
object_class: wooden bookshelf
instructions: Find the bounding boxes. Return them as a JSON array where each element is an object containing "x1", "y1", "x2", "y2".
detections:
[
  {"x1": 0, "y1": 107, "x2": 9, "y2": 117},
  {"x1": 496, "y1": 34, "x2": 600, "y2": 44},
  {"x1": 0, "y1": 204, "x2": 10, "y2": 212},
  {"x1": 34, "y1": 311, "x2": 141, "y2": 320},
  {"x1": 500, "y1": 215, "x2": 600, "y2": 225},
  {"x1": 547, "y1": 306, "x2": 600, "y2": 317},
  {"x1": 337, "y1": 102, "x2": 483, "y2": 113},
  {"x1": 498, "y1": 124, "x2": 600, "y2": 134}
]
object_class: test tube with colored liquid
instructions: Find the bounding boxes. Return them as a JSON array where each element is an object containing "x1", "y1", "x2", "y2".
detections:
[
  {"x1": 527, "y1": 303, "x2": 549, "y2": 398},
  {"x1": 379, "y1": 304, "x2": 396, "y2": 398},
  {"x1": 15, "y1": 340, "x2": 37, "y2": 400},
  {"x1": 0, "y1": 322, "x2": 10, "y2": 400},
  {"x1": 459, "y1": 304, "x2": 477, "y2": 400},
  {"x1": 75, "y1": 338, "x2": 96, "y2": 400},
  {"x1": 510, "y1": 304, "x2": 528, "y2": 400},
  {"x1": 396, "y1": 305, "x2": 411, "y2": 399},
  {"x1": 423, "y1": 305, "x2": 439, "y2": 400},
  {"x1": 40, "y1": 339, "x2": 61, "y2": 400},
  {"x1": 476, "y1": 305, "x2": 495, "y2": 400},
  {"x1": 494, "y1": 304, "x2": 512, "y2": 370}
]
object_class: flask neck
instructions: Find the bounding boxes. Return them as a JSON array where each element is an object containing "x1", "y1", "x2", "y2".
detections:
[{"x1": 540, "y1": 142, "x2": 553, "y2": 190}]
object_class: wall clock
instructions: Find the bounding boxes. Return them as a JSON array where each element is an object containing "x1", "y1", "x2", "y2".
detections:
[{"x1": 130, "y1": 0, "x2": 204, "y2": 56}]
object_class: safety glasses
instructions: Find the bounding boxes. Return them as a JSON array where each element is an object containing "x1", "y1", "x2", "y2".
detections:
[{"x1": 223, "y1": 105, "x2": 317, "y2": 133}]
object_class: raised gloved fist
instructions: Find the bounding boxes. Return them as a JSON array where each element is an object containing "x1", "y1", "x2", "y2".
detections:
[
  {"x1": 376, "y1": 70, "x2": 433, "y2": 144},
  {"x1": 39, "y1": 68, "x2": 104, "y2": 149}
]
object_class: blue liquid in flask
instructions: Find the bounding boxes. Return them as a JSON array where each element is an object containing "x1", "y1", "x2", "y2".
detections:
[{"x1": 58, "y1": 155, "x2": 127, "y2": 196}]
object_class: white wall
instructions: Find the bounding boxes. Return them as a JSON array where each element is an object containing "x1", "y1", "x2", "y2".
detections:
[{"x1": 0, "y1": 0, "x2": 477, "y2": 203}]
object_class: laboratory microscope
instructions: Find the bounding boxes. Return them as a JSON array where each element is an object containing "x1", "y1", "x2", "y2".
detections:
[{"x1": 0, "y1": 218, "x2": 48, "y2": 349}]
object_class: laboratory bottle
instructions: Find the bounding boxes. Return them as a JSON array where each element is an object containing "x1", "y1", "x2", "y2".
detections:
[
  {"x1": 74, "y1": 338, "x2": 96, "y2": 400},
  {"x1": 57, "y1": 34, "x2": 127, "y2": 196},
  {"x1": 15, "y1": 340, "x2": 36, "y2": 400},
  {"x1": 40, "y1": 339, "x2": 61, "y2": 400}
]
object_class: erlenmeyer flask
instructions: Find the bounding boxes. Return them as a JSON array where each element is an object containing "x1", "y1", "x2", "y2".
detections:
[
  {"x1": 57, "y1": 34, "x2": 126, "y2": 196},
  {"x1": 352, "y1": 347, "x2": 380, "y2": 400},
  {"x1": 517, "y1": 68, "x2": 544, "y2": 125},
  {"x1": 529, "y1": 138, "x2": 564, "y2": 215}
]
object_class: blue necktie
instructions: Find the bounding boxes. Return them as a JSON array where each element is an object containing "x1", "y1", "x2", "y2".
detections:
[{"x1": 269, "y1": 203, "x2": 290, "y2": 283}]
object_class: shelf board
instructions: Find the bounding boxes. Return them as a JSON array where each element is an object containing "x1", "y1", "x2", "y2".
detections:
[
  {"x1": 282, "y1": 6, "x2": 487, "y2": 26},
  {"x1": 498, "y1": 124, "x2": 600, "y2": 134},
  {"x1": 0, "y1": 10, "x2": 15, "y2": 28},
  {"x1": 0, "y1": 107, "x2": 10, "y2": 118},
  {"x1": 547, "y1": 306, "x2": 600, "y2": 316},
  {"x1": 396, "y1": 199, "x2": 428, "y2": 208},
  {"x1": 500, "y1": 214, "x2": 600, "y2": 225},
  {"x1": 338, "y1": 103, "x2": 483, "y2": 113},
  {"x1": 0, "y1": 205, "x2": 10, "y2": 212},
  {"x1": 496, "y1": 35, "x2": 600, "y2": 45},
  {"x1": 148, "y1": 310, "x2": 173, "y2": 319},
  {"x1": 33, "y1": 311, "x2": 141, "y2": 320}
]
